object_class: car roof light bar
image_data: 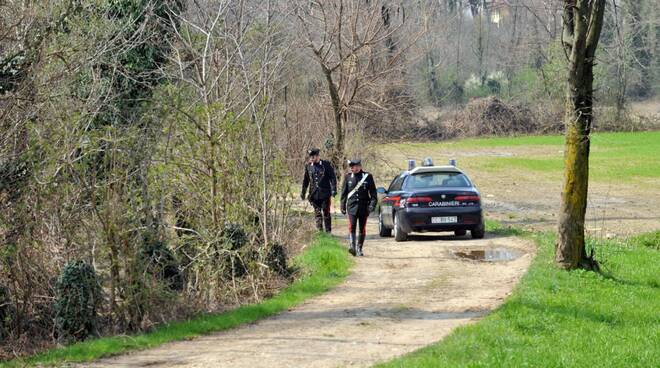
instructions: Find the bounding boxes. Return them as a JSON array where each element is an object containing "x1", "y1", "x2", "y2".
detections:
[{"x1": 407, "y1": 159, "x2": 416, "y2": 171}]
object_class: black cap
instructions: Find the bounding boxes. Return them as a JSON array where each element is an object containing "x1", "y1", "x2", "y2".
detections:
[
  {"x1": 307, "y1": 148, "x2": 320, "y2": 156},
  {"x1": 347, "y1": 158, "x2": 361, "y2": 166}
]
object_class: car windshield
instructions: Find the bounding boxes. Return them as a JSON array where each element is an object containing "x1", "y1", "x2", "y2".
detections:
[{"x1": 406, "y1": 172, "x2": 471, "y2": 189}]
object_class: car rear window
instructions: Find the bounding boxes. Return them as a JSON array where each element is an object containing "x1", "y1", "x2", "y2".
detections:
[
  {"x1": 388, "y1": 174, "x2": 405, "y2": 192},
  {"x1": 405, "y1": 172, "x2": 471, "y2": 189}
]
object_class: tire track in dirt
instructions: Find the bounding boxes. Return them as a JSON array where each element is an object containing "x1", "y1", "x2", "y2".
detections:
[{"x1": 83, "y1": 225, "x2": 534, "y2": 368}]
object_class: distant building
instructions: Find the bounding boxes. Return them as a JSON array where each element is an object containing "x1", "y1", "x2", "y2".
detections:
[
  {"x1": 487, "y1": 0, "x2": 512, "y2": 26},
  {"x1": 466, "y1": 0, "x2": 512, "y2": 26}
]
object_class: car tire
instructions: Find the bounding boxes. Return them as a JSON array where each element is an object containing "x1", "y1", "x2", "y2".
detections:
[
  {"x1": 378, "y1": 212, "x2": 392, "y2": 237},
  {"x1": 471, "y1": 223, "x2": 485, "y2": 239},
  {"x1": 393, "y1": 213, "x2": 408, "y2": 242},
  {"x1": 454, "y1": 229, "x2": 467, "y2": 237}
]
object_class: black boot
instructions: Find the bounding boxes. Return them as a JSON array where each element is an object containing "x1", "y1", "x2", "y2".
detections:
[
  {"x1": 312, "y1": 202, "x2": 324, "y2": 231},
  {"x1": 315, "y1": 215, "x2": 323, "y2": 231},
  {"x1": 348, "y1": 235, "x2": 356, "y2": 256},
  {"x1": 323, "y1": 216, "x2": 332, "y2": 233},
  {"x1": 357, "y1": 234, "x2": 365, "y2": 256}
]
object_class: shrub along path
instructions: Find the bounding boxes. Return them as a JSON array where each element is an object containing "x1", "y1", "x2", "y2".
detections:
[
  {"x1": 1, "y1": 234, "x2": 351, "y2": 367},
  {"x1": 80, "y1": 222, "x2": 534, "y2": 368}
]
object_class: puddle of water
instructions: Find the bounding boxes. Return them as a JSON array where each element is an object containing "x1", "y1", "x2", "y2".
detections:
[{"x1": 454, "y1": 248, "x2": 522, "y2": 262}]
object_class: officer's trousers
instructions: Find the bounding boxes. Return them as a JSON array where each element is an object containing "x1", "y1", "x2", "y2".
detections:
[
  {"x1": 347, "y1": 211, "x2": 368, "y2": 247},
  {"x1": 310, "y1": 197, "x2": 332, "y2": 232}
]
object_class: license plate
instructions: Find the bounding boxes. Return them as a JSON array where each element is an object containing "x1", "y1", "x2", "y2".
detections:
[{"x1": 432, "y1": 216, "x2": 457, "y2": 224}]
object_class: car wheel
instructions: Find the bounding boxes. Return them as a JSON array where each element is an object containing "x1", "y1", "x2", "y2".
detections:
[
  {"x1": 393, "y1": 213, "x2": 408, "y2": 242},
  {"x1": 471, "y1": 223, "x2": 485, "y2": 239},
  {"x1": 378, "y1": 212, "x2": 392, "y2": 237},
  {"x1": 454, "y1": 229, "x2": 467, "y2": 237}
]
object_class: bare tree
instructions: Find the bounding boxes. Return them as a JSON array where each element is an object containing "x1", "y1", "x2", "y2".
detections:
[
  {"x1": 556, "y1": 0, "x2": 606, "y2": 270},
  {"x1": 623, "y1": 0, "x2": 653, "y2": 98},
  {"x1": 605, "y1": 0, "x2": 629, "y2": 118},
  {"x1": 295, "y1": 0, "x2": 417, "y2": 171}
]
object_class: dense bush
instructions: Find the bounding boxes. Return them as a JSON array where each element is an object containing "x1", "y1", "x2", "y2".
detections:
[
  {"x1": 463, "y1": 72, "x2": 505, "y2": 100},
  {"x1": 266, "y1": 242, "x2": 289, "y2": 277},
  {"x1": 222, "y1": 223, "x2": 248, "y2": 251},
  {"x1": 593, "y1": 107, "x2": 660, "y2": 132},
  {"x1": 138, "y1": 238, "x2": 183, "y2": 291},
  {"x1": 225, "y1": 252, "x2": 249, "y2": 279},
  {"x1": 0, "y1": 157, "x2": 29, "y2": 194},
  {"x1": 442, "y1": 97, "x2": 550, "y2": 138},
  {"x1": 0, "y1": 285, "x2": 13, "y2": 341},
  {"x1": 0, "y1": 0, "x2": 315, "y2": 358},
  {"x1": 217, "y1": 223, "x2": 250, "y2": 279},
  {"x1": 54, "y1": 261, "x2": 102, "y2": 343}
]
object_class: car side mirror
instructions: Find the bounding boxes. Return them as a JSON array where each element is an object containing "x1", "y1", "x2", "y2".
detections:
[{"x1": 377, "y1": 187, "x2": 387, "y2": 194}]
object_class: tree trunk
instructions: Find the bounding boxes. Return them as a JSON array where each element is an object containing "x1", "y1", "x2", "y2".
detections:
[
  {"x1": 612, "y1": 1, "x2": 627, "y2": 120},
  {"x1": 624, "y1": 0, "x2": 652, "y2": 98},
  {"x1": 427, "y1": 53, "x2": 441, "y2": 106},
  {"x1": 556, "y1": 0, "x2": 605, "y2": 270},
  {"x1": 321, "y1": 64, "x2": 345, "y2": 173},
  {"x1": 556, "y1": 101, "x2": 591, "y2": 268}
]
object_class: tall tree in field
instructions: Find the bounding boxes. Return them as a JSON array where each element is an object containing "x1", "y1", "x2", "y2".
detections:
[
  {"x1": 556, "y1": 0, "x2": 605, "y2": 270},
  {"x1": 623, "y1": 0, "x2": 653, "y2": 98},
  {"x1": 295, "y1": 0, "x2": 412, "y2": 172}
]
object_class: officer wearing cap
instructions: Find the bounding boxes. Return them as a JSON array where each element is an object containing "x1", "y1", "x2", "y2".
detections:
[
  {"x1": 340, "y1": 159, "x2": 377, "y2": 256},
  {"x1": 301, "y1": 148, "x2": 337, "y2": 232}
]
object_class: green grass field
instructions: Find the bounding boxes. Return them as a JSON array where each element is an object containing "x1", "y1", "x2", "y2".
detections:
[
  {"x1": 1, "y1": 233, "x2": 352, "y2": 368},
  {"x1": 385, "y1": 131, "x2": 660, "y2": 183},
  {"x1": 375, "y1": 226, "x2": 660, "y2": 368}
]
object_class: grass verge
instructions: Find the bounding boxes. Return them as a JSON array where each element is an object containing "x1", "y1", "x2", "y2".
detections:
[
  {"x1": 375, "y1": 226, "x2": 660, "y2": 368},
  {"x1": 2, "y1": 233, "x2": 352, "y2": 367}
]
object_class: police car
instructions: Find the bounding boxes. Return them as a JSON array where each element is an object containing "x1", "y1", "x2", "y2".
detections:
[{"x1": 377, "y1": 158, "x2": 484, "y2": 241}]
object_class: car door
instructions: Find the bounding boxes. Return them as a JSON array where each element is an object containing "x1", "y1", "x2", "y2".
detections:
[{"x1": 381, "y1": 175, "x2": 405, "y2": 227}]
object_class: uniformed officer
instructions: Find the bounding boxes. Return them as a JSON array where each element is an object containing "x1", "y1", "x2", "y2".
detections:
[
  {"x1": 340, "y1": 159, "x2": 377, "y2": 256},
  {"x1": 301, "y1": 148, "x2": 337, "y2": 232}
]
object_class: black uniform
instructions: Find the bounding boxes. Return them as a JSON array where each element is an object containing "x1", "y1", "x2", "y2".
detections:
[
  {"x1": 340, "y1": 170, "x2": 377, "y2": 256},
  {"x1": 301, "y1": 159, "x2": 337, "y2": 232}
]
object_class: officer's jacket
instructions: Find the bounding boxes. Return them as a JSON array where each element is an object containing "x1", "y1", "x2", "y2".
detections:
[
  {"x1": 301, "y1": 160, "x2": 337, "y2": 201},
  {"x1": 340, "y1": 171, "x2": 377, "y2": 216}
]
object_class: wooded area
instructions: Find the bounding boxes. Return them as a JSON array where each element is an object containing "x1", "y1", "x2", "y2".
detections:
[{"x1": 0, "y1": 0, "x2": 658, "y2": 358}]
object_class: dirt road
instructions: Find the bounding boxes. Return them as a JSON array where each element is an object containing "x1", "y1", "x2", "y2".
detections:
[
  {"x1": 83, "y1": 223, "x2": 533, "y2": 368},
  {"x1": 472, "y1": 166, "x2": 660, "y2": 236}
]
